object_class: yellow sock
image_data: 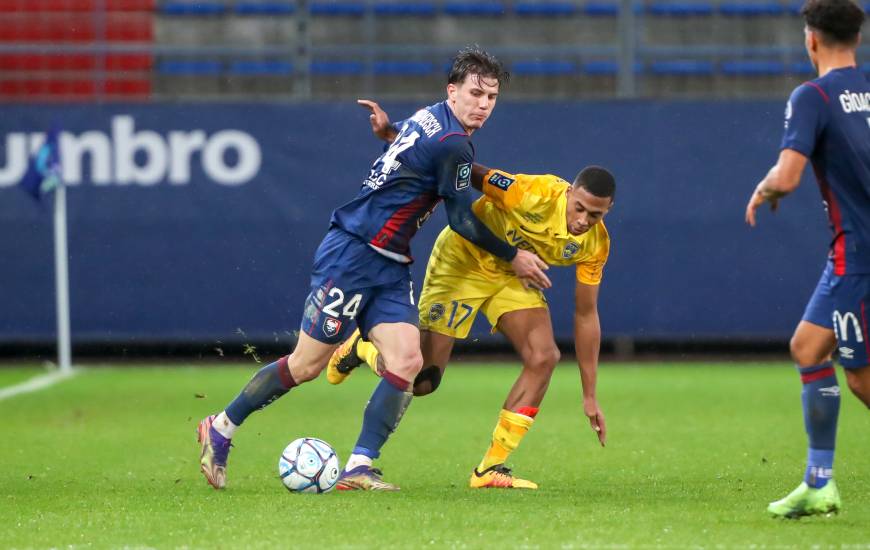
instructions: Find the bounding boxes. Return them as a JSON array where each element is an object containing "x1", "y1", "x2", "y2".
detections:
[
  {"x1": 477, "y1": 409, "x2": 534, "y2": 471},
  {"x1": 356, "y1": 340, "x2": 381, "y2": 374}
]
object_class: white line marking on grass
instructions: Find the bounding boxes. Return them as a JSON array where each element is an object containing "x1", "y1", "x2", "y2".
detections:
[{"x1": 0, "y1": 369, "x2": 78, "y2": 401}]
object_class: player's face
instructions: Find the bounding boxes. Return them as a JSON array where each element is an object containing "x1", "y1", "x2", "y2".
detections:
[
  {"x1": 565, "y1": 186, "x2": 612, "y2": 236},
  {"x1": 447, "y1": 73, "x2": 499, "y2": 134}
]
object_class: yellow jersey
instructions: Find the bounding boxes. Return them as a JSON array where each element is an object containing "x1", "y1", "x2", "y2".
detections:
[{"x1": 454, "y1": 169, "x2": 610, "y2": 285}]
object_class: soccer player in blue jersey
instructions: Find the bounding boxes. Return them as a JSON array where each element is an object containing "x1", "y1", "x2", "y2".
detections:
[
  {"x1": 745, "y1": 0, "x2": 869, "y2": 518},
  {"x1": 196, "y1": 47, "x2": 551, "y2": 491}
]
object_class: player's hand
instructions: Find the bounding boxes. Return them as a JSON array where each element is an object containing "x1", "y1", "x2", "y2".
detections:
[
  {"x1": 745, "y1": 185, "x2": 779, "y2": 227},
  {"x1": 511, "y1": 249, "x2": 551, "y2": 290},
  {"x1": 357, "y1": 99, "x2": 396, "y2": 142},
  {"x1": 583, "y1": 397, "x2": 606, "y2": 447}
]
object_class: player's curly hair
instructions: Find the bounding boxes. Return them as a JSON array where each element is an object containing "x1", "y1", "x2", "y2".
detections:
[
  {"x1": 574, "y1": 166, "x2": 616, "y2": 201},
  {"x1": 447, "y1": 46, "x2": 510, "y2": 87},
  {"x1": 801, "y1": 0, "x2": 864, "y2": 45}
]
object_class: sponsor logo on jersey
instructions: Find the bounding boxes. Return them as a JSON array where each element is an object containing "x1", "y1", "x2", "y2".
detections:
[
  {"x1": 488, "y1": 172, "x2": 514, "y2": 191},
  {"x1": 818, "y1": 385, "x2": 840, "y2": 397},
  {"x1": 833, "y1": 310, "x2": 864, "y2": 343},
  {"x1": 455, "y1": 163, "x2": 471, "y2": 191},
  {"x1": 839, "y1": 346, "x2": 854, "y2": 360},
  {"x1": 784, "y1": 100, "x2": 792, "y2": 129},
  {"x1": 0, "y1": 115, "x2": 261, "y2": 188},
  {"x1": 323, "y1": 317, "x2": 342, "y2": 338},
  {"x1": 562, "y1": 242, "x2": 580, "y2": 258},
  {"x1": 429, "y1": 303, "x2": 445, "y2": 322}
]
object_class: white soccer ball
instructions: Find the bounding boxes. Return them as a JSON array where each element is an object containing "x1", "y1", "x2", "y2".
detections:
[{"x1": 278, "y1": 437, "x2": 340, "y2": 493}]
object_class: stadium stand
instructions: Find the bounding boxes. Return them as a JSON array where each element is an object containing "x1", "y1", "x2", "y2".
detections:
[{"x1": 2, "y1": 0, "x2": 869, "y2": 100}]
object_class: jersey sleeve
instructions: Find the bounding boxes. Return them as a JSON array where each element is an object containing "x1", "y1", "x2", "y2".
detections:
[
  {"x1": 781, "y1": 83, "x2": 828, "y2": 157},
  {"x1": 481, "y1": 169, "x2": 525, "y2": 209},
  {"x1": 433, "y1": 136, "x2": 474, "y2": 199},
  {"x1": 575, "y1": 233, "x2": 610, "y2": 285}
]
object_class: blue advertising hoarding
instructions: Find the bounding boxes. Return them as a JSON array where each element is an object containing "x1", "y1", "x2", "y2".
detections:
[{"x1": 0, "y1": 102, "x2": 829, "y2": 345}]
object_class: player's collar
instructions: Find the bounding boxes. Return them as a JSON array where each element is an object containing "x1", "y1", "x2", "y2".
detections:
[{"x1": 554, "y1": 187, "x2": 570, "y2": 238}]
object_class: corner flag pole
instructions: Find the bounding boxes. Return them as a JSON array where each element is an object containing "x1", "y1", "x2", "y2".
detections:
[{"x1": 53, "y1": 179, "x2": 72, "y2": 374}]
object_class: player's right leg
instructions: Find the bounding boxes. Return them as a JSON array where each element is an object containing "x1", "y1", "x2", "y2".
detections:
[{"x1": 199, "y1": 332, "x2": 338, "y2": 489}]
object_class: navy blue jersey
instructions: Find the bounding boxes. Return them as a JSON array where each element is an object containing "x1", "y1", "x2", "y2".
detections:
[
  {"x1": 781, "y1": 67, "x2": 870, "y2": 275},
  {"x1": 330, "y1": 101, "x2": 475, "y2": 263}
]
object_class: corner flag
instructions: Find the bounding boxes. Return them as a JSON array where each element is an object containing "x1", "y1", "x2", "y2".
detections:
[{"x1": 18, "y1": 127, "x2": 72, "y2": 374}]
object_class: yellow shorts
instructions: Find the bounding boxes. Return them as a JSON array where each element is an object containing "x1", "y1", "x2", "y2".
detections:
[{"x1": 417, "y1": 227, "x2": 547, "y2": 339}]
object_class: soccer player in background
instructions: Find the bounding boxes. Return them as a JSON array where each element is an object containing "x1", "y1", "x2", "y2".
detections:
[
  {"x1": 328, "y1": 100, "x2": 613, "y2": 489},
  {"x1": 197, "y1": 47, "x2": 552, "y2": 491},
  {"x1": 745, "y1": 0, "x2": 869, "y2": 518}
]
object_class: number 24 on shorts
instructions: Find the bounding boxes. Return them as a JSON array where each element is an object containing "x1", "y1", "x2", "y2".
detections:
[{"x1": 322, "y1": 287, "x2": 362, "y2": 319}]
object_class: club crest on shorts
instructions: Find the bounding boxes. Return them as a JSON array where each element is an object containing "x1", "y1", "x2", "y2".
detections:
[
  {"x1": 322, "y1": 317, "x2": 342, "y2": 338},
  {"x1": 429, "y1": 303, "x2": 445, "y2": 322},
  {"x1": 455, "y1": 163, "x2": 471, "y2": 191},
  {"x1": 562, "y1": 242, "x2": 580, "y2": 258}
]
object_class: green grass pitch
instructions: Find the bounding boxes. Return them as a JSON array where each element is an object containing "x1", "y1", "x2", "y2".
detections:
[{"x1": 2, "y1": 362, "x2": 869, "y2": 548}]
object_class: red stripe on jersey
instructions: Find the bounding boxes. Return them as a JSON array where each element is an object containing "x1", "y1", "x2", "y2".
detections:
[
  {"x1": 370, "y1": 193, "x2": 438, "y2": 254},
  {"x1": 801, "y1": 366, "x2": 835, "y2": 384},
  {"x1": 804, "y1": 81, "x2": 830, "y2": 103},
  {"x1": 814, "y1": 166, "x2": 847, "y2": 275},
  {"x1": 438, "y1": 131, "x2": 468, "y2": 142}
]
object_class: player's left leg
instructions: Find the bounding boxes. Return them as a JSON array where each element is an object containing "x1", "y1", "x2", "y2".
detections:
[
  {"x1": 471, "y1": 306, "x2": 558, "y2": 490},
  {"x1": 769, "y1": 263, "x2": 843, "y2": 517},
  {"x1": 336, "y1": 321, "x2": 420, "y2": 491},
  {"x1": 335, "y1": 273, "x2": 423, "y2": 491}
]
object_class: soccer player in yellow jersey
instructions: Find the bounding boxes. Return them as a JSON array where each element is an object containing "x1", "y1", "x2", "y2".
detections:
[{"x1": 327, "y1": 100, "x2": 614, "y2": 489}]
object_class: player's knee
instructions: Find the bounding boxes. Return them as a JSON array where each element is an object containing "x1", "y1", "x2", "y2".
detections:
[
  {"x1": 385, "y1": 350, "x2": 424, "y2": 381},
  {"x1": 524, "y1": 346, "x2": 560, "y2": 374},
  {"x1": 413, "y1": 365, "x2": 442, "y2": 396},
  {"x1": 789, "y1": 336, "x2": 824, "y2": 367}
]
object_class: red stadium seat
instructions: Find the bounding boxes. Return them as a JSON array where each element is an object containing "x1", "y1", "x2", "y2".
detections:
[
  {"x1": 0, "y1": 0, "x2": 154, "y2": 12},
  {"x1": 0, "y1": 13, "x2": 152, "y2": 42}
]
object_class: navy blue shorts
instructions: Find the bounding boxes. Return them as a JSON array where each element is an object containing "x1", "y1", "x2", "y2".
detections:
[
  {"x1": 802, "y1": 261, "x2": 870, "y2": 369},
  {"x1": 300, "y1": 228, "x2": 417, "y2": 344}
]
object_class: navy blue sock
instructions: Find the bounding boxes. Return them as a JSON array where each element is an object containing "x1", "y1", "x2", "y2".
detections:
[
  {"x1": 225, "y1": 356, "x2": 297, "y2": 426},
  {"x1": 352, "y1": 372, "x2": 412, "y2": 460},
  {"x1": 798, "y1": 362, "x2": 840, "y2": 488}
]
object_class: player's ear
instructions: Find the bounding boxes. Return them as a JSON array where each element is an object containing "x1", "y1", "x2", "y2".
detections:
[
  {"x1": 806, "y1": 27, "x2": 819, "y2": 54},
  {"x1": 446, "y1": 82, "x2": 457, "y2": 101}
]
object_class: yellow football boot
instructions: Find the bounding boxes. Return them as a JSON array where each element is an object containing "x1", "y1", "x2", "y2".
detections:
[
  {"x1": 469, "y1": 464, "x2": 538, "y2": 489},
  {"x1": 326, "y1": 328, "x2": 364, "y2": 385}
]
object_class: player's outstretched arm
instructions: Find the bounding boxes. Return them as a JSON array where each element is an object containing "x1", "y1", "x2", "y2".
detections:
[
  {"x1": 574, "y1": 280, "x2": 606, "y2": 447},
  {"x1": 357, "y1": 99, "x2": 399, "y2": 143},
  {"x1": 746, "y1": 149, "x2": 808, "y2": 226}
]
